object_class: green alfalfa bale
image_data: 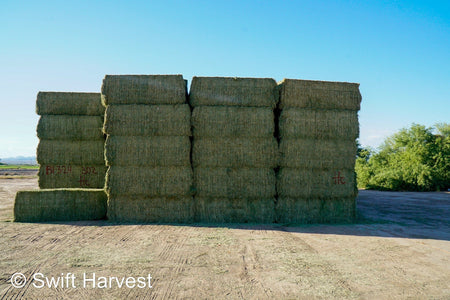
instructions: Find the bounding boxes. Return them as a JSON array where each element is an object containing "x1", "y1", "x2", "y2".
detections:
[
  {"x1": 277, "y1": 168, "x2": 357, "y2": 198},
  {"x1": 279, "y1": 138, "x2": 357, "y2": 169},
  {"x1": 14, "y1": 189, "x2": 107, "y2": 222},
  {"x1": 189, "y1": 76, "x2": 278, "y2": 108},
  {"x1": 275, "y1": 197, "x2": 356, "y2": 224},
  {"x1": 36, "y1": 92, "x2": 104, "y2": 116},
  {"x1": 193, "y1": 137, "x2": 279, "y2": 168},
  {"x1": 103, "y1": 104, "x2": 191, "y2": 136},
  {"x1": 106, "y1": 166, "x2": 193, "y2": 197},
  {"x1": 38, "y1": 165, "x2": 107, "y2": 189},
  {"x1": 37, "y1": 140, "x2": 105, "y2": 165},
  {"x1": 107, "y1": 196, "x2": 194, "y2": 223},
  {"x1": 101, "y1": 75, "x2": 187, "y2": 105},
  {"x1": 37, "y1": 115, "x2": 104, "y2": 140},
  {"x1": 194, "y1": 197, "x2": 275, "y2": 223},
  {"x1": 105, "y1": 136, "x2": 190, "y2": 167},
  {"x1": 192, "y1": 106, "x2": 275, "y2": 137},
  {"x1": 194, "y1": 167, "x2": 276, "y2": 198},
  {"x1": 278, "y1": 79, "x2": 362, "y2": 110},
  {"x1": 279, "y1": 108, "x2": 359, "y2": 140}
]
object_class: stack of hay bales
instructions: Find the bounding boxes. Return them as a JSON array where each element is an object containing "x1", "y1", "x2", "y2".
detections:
[
  {"x1": 36, "y1": 92, "x2": 106, "y2": 188},
  {"x1": 190, "y1": 77, "x2": 278, "y2": 223},
  {"x1": 14, "y1": 92, "x2": 107, "y2": 222},
  {"x1": 277, "y1": 79, "x2": 361, "y2": 223},
  {"x1": 102, "y1": 75, "x2": 193, "y2": 223}
]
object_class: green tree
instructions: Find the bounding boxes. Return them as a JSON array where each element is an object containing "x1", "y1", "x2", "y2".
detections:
[
  {"x1": 355, "y1": 141, "x2": 373, "y2": 188},
  {"x1": 356, "y1": 123, "x2": 450, "y2": 191}
]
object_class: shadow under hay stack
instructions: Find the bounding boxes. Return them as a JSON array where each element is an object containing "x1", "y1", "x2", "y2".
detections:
[
  {"x1": 276, "y1": 79, "x2": 361, "y2": 223},
  {"x1": 36, "y1": 92, "x2": 106, "y2": 188},
  {"x1": 102, "y1": 75, "x2": 193, "y2": 223},
  {"x1": 190, "y1": 77, "x2": 279, "y2": 222}
]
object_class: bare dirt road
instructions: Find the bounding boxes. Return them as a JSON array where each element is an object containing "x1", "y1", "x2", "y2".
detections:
[{"x1": 0, "y1": 178, "x2": 449, "y2": 299}]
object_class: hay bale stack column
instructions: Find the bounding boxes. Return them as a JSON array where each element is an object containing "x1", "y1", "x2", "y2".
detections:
[
  {"x1": 190, "y1": 77, "x2": 278, "y2": 222},
  {"x1": 102, "y1": 75, "x2": 193, "y2": 223},
  {"x1": 277, "y1": 79, "x2": 361, "y2": 223},
  {"x1": 36, "y1": 92, "x2": 106, "y2": 188}
]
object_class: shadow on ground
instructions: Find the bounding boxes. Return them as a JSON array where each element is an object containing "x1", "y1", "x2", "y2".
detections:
[{"x1": 19, "y1": 190, "x2": 449, "y2": 241}]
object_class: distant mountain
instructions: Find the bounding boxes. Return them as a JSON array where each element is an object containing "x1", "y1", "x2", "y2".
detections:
[{"x1": 0, "y1": 156, "x2": 37, "y2": 165}]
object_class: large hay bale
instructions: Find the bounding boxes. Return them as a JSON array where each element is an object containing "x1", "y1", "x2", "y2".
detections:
[
  {"x1": 192, "y1": 106, "x2": 274, "y2": 137},
  {"x1": 189, "y1": 76, "x2": 278, "y2": 108},
  {"x1": 38, "y1": 165, "x2": 107, "y2": 189},
  {"x1": 278, "y1": 79, "x2": 361, "y2": 110},
  {"x1": 36, "y1": 92, "x2": 104, "y2": 116},
  {"x1": 37, "y1": 115, "x2": 104, "y2": 140},
  {"x1": 106, "y1": 166, "x2": 193, "y2": 197},
  {"x1": 277, "y1": 168, "x2": 357, "y2": 198},
  {"x1": 105, "y1": 136, "x2": 191, "y2": 167},
  {"x1": 194, "y1": 167, "x2": 276, "y2": 198},
  {"x1": 14, "y1": 189, "x2": 107, "y2": 222},
  {"x1": 101, "y1": 75, "x2": 187, "y2": 105},
  {"x1": 193, "y1": 137, "x2": 279, "y2": 168},
  {"x1": 280, "y1": 139, "x2": 356, "y2": 169},
  {"x1": 279, "y1": 108, "x2": 359, "y2": 140},
  {"x1": 107, "y1": 196, "x2": 194, "y2": 223},
  {"x1": 37, "y1": 140, "x2": 105, "y2": 165},
  {"x1": 195, "y1": 197, "x2": 275, "y2": 223},
  {"x1": 275, "y1": 197, "x2": 356, "y2": 224},
  {"x1": 104, "y1": 104, "x2": 191, "y2": 136}
]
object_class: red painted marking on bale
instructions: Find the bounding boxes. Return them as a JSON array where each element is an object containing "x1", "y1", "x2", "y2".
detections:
[{"x1": 333, "y1": 171, "x2": 346, "y2": 185}]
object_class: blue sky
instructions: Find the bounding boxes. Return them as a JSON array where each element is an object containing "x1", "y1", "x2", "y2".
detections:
[{"x1": 0, "y1": 0, "x2": 448, "y2": 157}]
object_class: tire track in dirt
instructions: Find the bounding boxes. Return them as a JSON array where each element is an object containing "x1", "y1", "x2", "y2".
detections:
[
  {"x1": 1, "y1": 258, "x2": 41, "y2": 300},
  {"x1": 155, "y1": 226, "x2": 195, "y2": 300},
  {"x1": 232, "y1": 228, "x2": 276, "y2": 299},
  {"x1": 239, "y1": 244, "x2": 274, "y2": 298},
  {"x1": 0, "y1": 224, "x2": 110, "y2": 299},
  {"x1": 279, "y1": 226, "x2": 355, "y2": 295}
]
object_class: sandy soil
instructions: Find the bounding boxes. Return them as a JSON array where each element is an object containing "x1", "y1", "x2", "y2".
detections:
[{"x1": 0, "y1": 178, "x2": 449, "y2": 299}]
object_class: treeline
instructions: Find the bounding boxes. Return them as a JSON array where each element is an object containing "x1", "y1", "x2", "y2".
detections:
[{"x1": 356, "y1": 123, "x2": 450, "y2": 191}]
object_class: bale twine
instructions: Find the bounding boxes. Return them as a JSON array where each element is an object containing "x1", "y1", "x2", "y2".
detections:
[{"x1": 14, "y1": 189, "x2": 107, "y2": 222}]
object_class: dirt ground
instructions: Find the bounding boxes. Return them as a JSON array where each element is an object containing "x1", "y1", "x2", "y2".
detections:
[
  {"x1": 0, "y1": 178, "x2": 449, "y2": 299},
  {"x1": 0, "y1": 169, "x2": 37, "y2": 178}
]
